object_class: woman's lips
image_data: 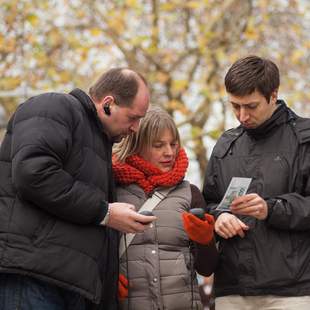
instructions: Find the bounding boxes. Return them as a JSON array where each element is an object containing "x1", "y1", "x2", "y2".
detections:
[{"x1": 160, "y1": 161, "x2": 172, "y2": 166}]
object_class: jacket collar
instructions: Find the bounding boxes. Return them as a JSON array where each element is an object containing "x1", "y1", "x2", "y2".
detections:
[
  {"x1": 69, "y1": 88, "x2": 108, "y2": 137},
  {"x1": 243, "y1": 100, "x2": 289, "y2": 140}
]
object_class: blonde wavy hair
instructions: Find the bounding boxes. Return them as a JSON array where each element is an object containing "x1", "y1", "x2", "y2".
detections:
[{"x1": 113, "y1": 105, "x2": 181, "y2": 162}]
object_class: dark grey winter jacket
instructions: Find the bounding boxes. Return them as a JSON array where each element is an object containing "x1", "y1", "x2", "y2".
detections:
[
  {"x1": 203, "y1": 102, "x2": 310, "y2": 297},
  {"x1": 0, "y1": 89, "x2": 119, "y2": 308}
]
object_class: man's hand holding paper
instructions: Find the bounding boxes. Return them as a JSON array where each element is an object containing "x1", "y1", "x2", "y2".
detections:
[
  {"x1": 215, "y1": 177, "x2": 255, "y2": 239},
  {"x1": 230, "y1": 193, "x2": 268, "y2": 220},
  {"x1": 216, "y1": 177, "x2": 252, "y2": 211}
]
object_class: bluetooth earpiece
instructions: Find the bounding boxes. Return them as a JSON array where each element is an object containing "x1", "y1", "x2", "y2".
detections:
[{"x1": 103, "y1": 103, "x2": 111, "y2": 116}]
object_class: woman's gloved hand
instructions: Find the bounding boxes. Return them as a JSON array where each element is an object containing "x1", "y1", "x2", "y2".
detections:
[
  {"x1": 182, "y1": 212, "x2": 215, "y2": 245},
  {"x1": 118, "y1": 274, "x2": 129, "y2": 300}
]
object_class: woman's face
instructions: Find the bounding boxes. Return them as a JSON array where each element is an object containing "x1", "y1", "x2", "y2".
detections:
[{"x1": 140, "y1": 129, "x2": 178, "y2": 172}]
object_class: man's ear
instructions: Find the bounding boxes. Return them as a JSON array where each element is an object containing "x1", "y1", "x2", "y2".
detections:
[
  {"x1": 270, "y1": 89, "x2": 278, "y2": 104},
  {"x1": 101, "y1": 96, "x2": 115, "y2": 116},
  {"x1": 100, "y1": 96, "x2": 115, "y2": 116},
  {"x1": 102, "y1": 95, "x2": 114, "y2": 106}
]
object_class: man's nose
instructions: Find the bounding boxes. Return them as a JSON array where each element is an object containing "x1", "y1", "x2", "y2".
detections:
[
  {"x1": 239, "y1": 108, "x2": 249, "y2": 122},
  {"x1": 129, "y1": 120, "x2": 140, "y2": 133}
]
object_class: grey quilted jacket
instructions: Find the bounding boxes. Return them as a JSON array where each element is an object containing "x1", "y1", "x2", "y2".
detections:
[{"x1": 117, "y1": 181, "x2": 205, "y2": 310}]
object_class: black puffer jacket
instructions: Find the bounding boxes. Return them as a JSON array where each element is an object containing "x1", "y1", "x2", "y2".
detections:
[
  {"x1": 0, "y1": 88, "x2": 119, "y2": 308},
  {"x1": 203, "y1": 102, "x2": 310, "y2": 297}
]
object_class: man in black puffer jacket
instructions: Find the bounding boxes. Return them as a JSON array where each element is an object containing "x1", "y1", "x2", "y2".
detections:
[
  {"x1": 203, "y1": 56, "x2": 310, "y2": 310},
  {"x1": 0, "y1": 68, "x2": 156, "y2": 310}
]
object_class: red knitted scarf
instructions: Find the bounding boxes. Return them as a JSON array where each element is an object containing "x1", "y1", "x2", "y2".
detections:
[{"x1": 113, "y1": 148, "x2": 189, "y2": 194}]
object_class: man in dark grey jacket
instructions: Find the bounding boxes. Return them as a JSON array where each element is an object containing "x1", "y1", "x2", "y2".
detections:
[
  {"x1": 203, "y1": 56, "x2": 310, "y2": 310},
  {"x1": 0, "y1": 68, "x2": 156, "y2": 310}
]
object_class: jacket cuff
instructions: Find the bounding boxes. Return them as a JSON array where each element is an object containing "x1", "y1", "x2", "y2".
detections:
[
  {"x1": 266, "y1": 198, "x2": 278, "y2": 221},
  {"x1": 95, "y1": 200, "x2": 109, "y2": 225},
  {"x1": 212, "y1": 208, "x2": 231, "y2": 220}
]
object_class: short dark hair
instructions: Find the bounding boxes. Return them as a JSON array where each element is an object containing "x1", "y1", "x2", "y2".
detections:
[
  {"x1": 225, "y1": 55, "x2": 280, "y2": 102},
  {"x1": 89, "y1": 68, "x2": 148, "y2": 106}
]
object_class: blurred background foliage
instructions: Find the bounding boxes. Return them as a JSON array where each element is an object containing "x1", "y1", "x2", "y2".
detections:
[{"x1": 1, "y1": 0, "x2": 309, "y2": 183}]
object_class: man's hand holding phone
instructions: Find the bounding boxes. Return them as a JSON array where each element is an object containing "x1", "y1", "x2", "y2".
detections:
[{"x1": 102, "y1": 202, "x2": 156, "y2": 233}]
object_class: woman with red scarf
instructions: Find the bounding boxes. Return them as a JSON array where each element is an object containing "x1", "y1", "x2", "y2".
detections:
[{"x1": 113, "y1": 106, "x2": 218, "y2": 310}]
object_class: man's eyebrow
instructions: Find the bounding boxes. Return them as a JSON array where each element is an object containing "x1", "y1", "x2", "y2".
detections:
[
  {"x1": 230, "y1": 101, "x2": 260, "y2": 106},
  {"x1": 129, "y1": 112, "x2": 145, "y2": 119}
]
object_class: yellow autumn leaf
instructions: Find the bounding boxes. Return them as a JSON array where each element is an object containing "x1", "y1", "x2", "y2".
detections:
[
  {"x1": 291, "y1": 50, "x2": 304, "y2": 64},
  {"x1": 161, "y1": 51, "x2": 177, "y2": 65},
  {"x1": 172, "y1": 79, "x2": 188, "y2": 92},
  {"x1": 259, "y1": 0, "x2": 268, "y2": 9},
  {"x1": 59, "y1": 71, "x2": 71, "y2": 83},
  {"x1": 3, "y1": 38, "x2": 16, "y2": 52},
  {"x1": 26, "y1": 13, "x2": 39, "y2": 26},
  {"x1": 215, "y1": 48, "x2": 225, "y2": 61},
  {"x1": 107, "y1": 18, "x2": 125, "y2": 34},
  {"x1": 0, "y1": 77, "x2": 21, "y2": 89},
  {"x1": 200, "y1": 88, "x2": 209, "y2": 97},
  {"x1": 219, "y1": 85, "x2": 226, "y2": 97},
  {"x1": 48, "y1": 29, "x2": 62, "y2": 46},
  {"x1": 208, "y1": 129, "x2": 222, "y2": 140},
  {"x1": 147, "y1": 45, "x2": 159, "y2": 55},
  {"x1": 125, "y1": 0, "x2": 138, "y2": 6},
  {"x1": 47, "y1": 68, "x2": 57, "y2": 78},
  {"x1": 185, "y1": 1, "x2": 201, "y2": 9},
  {"x1": 291, "y1": 24, "x2": 302, "y2": 36},
  {"x1": 167, "y1": 100, "x2": 190, "y2": 115},
  {"x1": 180, "y1": 106, "x2": 191, "y2": 115},
  {"x1": 191, "y1": 126, "x2": 203, "y2": 138},
  {"x1": 151, "y1": 26, "x2": 159, "y2": 38},
  {"x1": 130, "y1": 35, "x2": 148, "y2": 45},
  {"x1": 178, "y1": 104, "x2": 191, "y2": 115},
  {"x1": 244, "y1": 28, "x2": 259, "y2": 40},
  {"x1": 303, "y1": 40, "x2": 310, "y2": 49},
  {"x1": 243, "y1": 16, "x2": 260, "y2": 40},
  {"x1": 76, "y1": 10, "x2": 86, "y2": 19},
  {"x1": 197, "y1": 36, "x2": 209, "y2": 52},
  {"x1": 90, "y1": 28, "x2": 102, "y2": 37},
  {"x1": 167, "y1": 99, "x2": 181, "y2": 110},
  {"x1": 160, "y1": 3, "x2": 176, "y2": 11},
  {"x1": 156, "y1": 72, "x2": 169, "y2": 83}
]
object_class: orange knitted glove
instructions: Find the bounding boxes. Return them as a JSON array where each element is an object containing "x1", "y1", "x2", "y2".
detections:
[
  {"x1": 182, "y1": 212, "x2": 215, "y2": 245},
  {"x1": 118, "y1": 274, "x2": 128, "y2": 300}
]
